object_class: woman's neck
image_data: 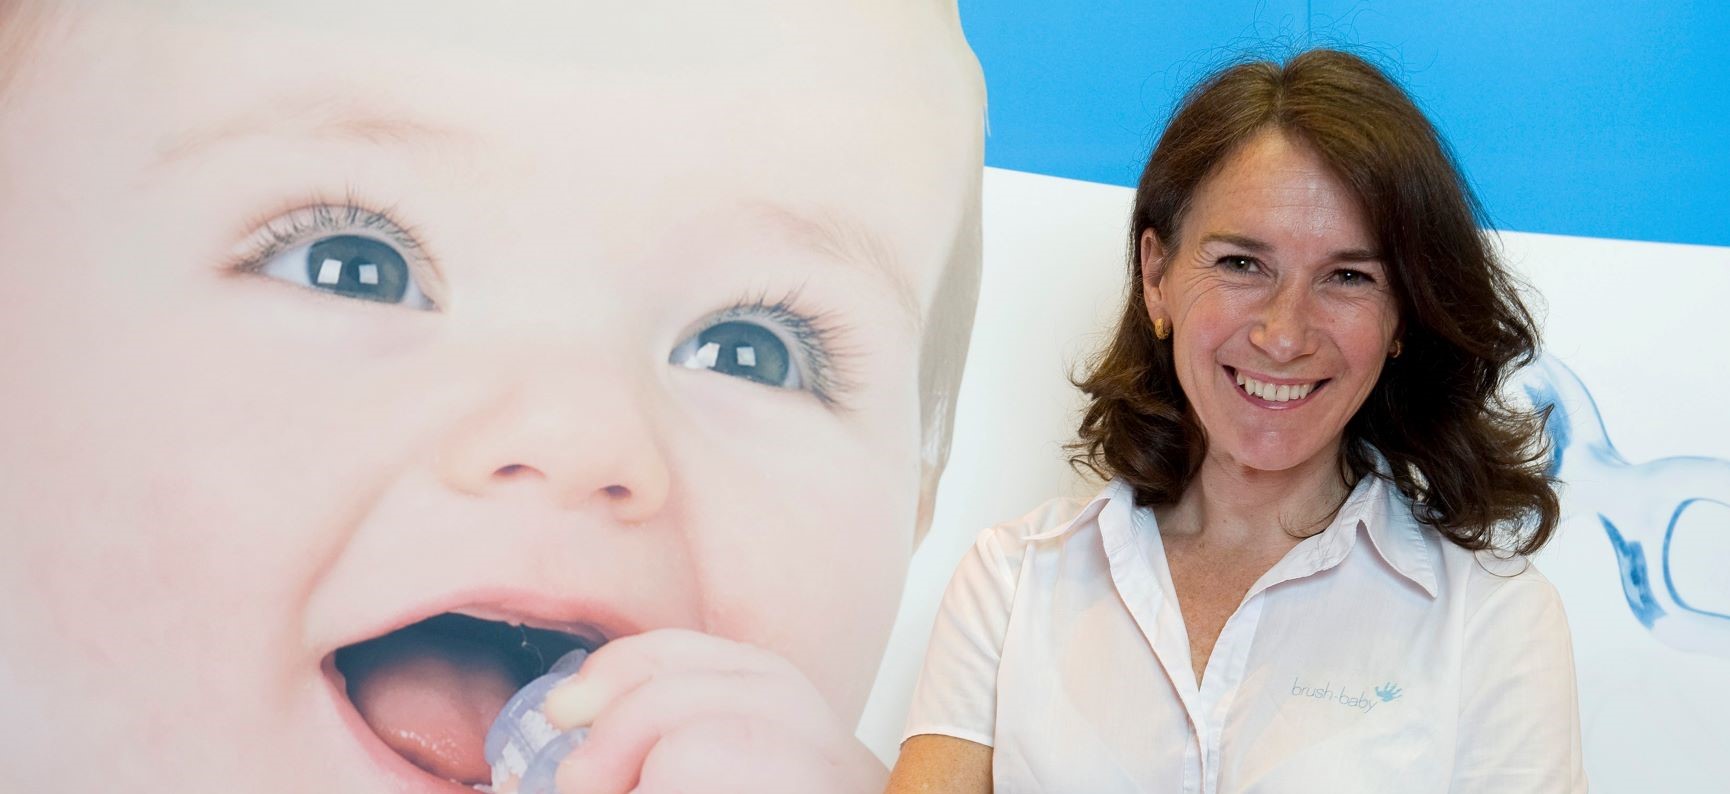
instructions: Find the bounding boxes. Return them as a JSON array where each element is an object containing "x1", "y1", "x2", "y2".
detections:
[{"x1": 1159, "y1": 447, "x2": 1350, "y2": 548}]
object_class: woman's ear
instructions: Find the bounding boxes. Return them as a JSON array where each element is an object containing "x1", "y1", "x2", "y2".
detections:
[{"x1": 1139, "y1": 229, "x2": 1169, "y2": 321}]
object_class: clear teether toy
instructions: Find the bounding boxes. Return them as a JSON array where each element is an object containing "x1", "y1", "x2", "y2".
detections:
[{"x1": 485, "y1": 648, "x2": 592, "y2": 793}]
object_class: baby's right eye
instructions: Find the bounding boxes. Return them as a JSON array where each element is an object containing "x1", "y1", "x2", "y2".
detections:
[
  {"x1": 235, "y1": 203, "x2": 438, "y2": 310},
  {"x1": 255, "y1": 234, "x2": 435, "y2": 309}
]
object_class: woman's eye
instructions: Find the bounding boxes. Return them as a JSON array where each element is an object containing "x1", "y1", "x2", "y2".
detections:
[
  {"x1": 254, "y1": 234, "x2": 434, "y2": 309},
  {"x1": 1333, "y1": 268, "x2": 1375, "y2": 286},
  {"x1": 671, "y1": 319, "x2": 799, "y2": 389},
  {"x1": 1220, "y1": 255, "x2": 1259, "y2": 273}
]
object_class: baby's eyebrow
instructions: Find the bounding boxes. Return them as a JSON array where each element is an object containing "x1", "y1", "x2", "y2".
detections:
[
  {"x1": 150, "y1": 94, "x2": 474, "y2": 169},
  {"x1": 749, "y1": 202, "x2": 924, "y2": 333}
]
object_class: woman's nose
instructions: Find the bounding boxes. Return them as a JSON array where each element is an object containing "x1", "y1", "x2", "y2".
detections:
[
  {"x1": 434, "y1": 366, "x2": 671, "y2": 523},
  {"x1": 1249, "y1": 283, "x2": 1317, "y2": 363}
]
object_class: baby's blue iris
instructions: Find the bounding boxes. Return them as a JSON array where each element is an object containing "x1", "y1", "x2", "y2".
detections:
[
  {"x1": 687, "y1": 320, "x2": 793, "y2": 388},
  {"x1": 303, "y1": 235, "x2": 411, "y2": 304}
]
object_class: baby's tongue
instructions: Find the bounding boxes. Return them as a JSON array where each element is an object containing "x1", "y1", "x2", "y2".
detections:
[{"x1": 340, "y1": 628, "x2": 523, "y2": 785}]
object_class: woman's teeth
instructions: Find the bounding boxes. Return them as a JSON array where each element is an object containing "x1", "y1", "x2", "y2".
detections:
[{"x1": 1236, "y1": 371, "x2": 1317, "y2": 403}]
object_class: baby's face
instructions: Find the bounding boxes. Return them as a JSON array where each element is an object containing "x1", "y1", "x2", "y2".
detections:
[{"x1": 0, "y1": 1, "x2": 980, "y2": 790}]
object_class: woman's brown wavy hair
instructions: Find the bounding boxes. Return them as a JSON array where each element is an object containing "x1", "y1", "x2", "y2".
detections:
[{"x1": 1070, "y1": 49, "x2": 1559, "y2": 555}]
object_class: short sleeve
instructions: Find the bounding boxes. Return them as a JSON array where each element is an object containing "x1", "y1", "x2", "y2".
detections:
[
  {"x1": 1451, "y1": 563, "x2": 1588, "y2": 793},
  {"x1": 901, "y1": 526, "x2": 1019, "y2": 748}
]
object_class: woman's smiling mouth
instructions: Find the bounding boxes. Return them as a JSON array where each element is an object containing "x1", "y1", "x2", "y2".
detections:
[{"x1": 1227, "y1": 366, "x2": 1330, "y2": 407}]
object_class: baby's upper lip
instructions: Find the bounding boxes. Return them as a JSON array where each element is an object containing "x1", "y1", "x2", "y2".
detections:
[{"x1": 332, "y1": 586, "x2": 646, "y2": 652}]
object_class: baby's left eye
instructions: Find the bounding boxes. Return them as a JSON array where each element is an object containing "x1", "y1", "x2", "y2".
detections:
[{"x1": 671, "y1": 318, "x2": 799, "y2": 389}]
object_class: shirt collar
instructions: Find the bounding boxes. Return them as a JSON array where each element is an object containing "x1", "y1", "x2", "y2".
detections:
[
  {"x1": 1025, "y1": 489, "x2": 1114, "y2": 542},
  {"x1": 1332, "y1": 471, "x2": 1439, "y2": 598},
  {"x1": 1087, "y1": 460, "x2": 1440, "y2": 599}
]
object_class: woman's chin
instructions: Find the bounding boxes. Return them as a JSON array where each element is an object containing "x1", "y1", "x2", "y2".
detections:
[{"x1": 1211, "y1": 437, "x2": 1341, "y2": 477}]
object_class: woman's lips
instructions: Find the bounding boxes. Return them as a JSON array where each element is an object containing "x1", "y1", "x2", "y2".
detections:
[{"x1": 1226, "y1": 365, "x2": 1329, "y2": 409}]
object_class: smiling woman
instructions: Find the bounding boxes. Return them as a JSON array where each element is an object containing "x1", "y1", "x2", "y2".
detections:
[
  {"x1": 889, "y1": 49, "x2": 1585, "y2": 794},
  {"x1": 1076, "y1": 51, "x2": 1559, "y2": 555},
  {"x1": 0, "y1": 1, "x2": 984, "y2": 793}
]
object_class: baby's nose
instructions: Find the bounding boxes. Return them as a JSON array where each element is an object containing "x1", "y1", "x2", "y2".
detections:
[{"x1": 435, "y1": 372, "x2": 671, "y2": 523}]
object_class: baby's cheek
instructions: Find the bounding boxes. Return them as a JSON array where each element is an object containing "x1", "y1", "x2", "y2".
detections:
[{"x1": 711, "y1": 464, "x2": 913, "y2": 715}]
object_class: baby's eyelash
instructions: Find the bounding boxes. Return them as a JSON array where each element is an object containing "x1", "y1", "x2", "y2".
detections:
[
  {"x1": 719, "y1": 288, "x2": 857, "y2": 409},
  {"x1": 228, "y1": 191, "x2": 429, "y2": 277}
]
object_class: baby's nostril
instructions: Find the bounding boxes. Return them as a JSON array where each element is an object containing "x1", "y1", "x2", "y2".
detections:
[
  {"x1": 603, "y1": 484, "x2": 630, "y2": 499},
  {"x1": 495, "y1": 463, "x2": 542, "y2": 479}
]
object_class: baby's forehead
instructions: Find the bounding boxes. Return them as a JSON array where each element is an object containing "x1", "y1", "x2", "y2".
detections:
[
  {"x1": 8, "y1": 0, "x2": 979, "y2": 337},
  {"x1": 52, "y1": 0, "x2": 966, "y2": 64}
]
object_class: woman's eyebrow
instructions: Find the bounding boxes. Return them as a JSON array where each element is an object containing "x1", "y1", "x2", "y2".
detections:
[
  {"x1": 1199, "y1": 231, "x2": 1379, "y2": 263},
  {"x1": 1199, "y1": 231, "x2": 1272, "y2": 253},
  {"x1": 749, "y1": 202, "x2": 923, "y2": 333},
  {"x1": 150, "y1": 95, "x2": 474, "y2": 169}
]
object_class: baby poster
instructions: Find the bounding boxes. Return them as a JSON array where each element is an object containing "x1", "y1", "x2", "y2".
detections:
[{"x1": 2, "y1": 1, "x2": 1725, "y2": 792}]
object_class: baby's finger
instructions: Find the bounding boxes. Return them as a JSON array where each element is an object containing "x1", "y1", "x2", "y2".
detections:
[
  {"x1": 542, "y1": 628, "x2": 792, "y2": 730},
  {"x1": 538, "y1": 668, "x2": 842, "y2": 794},
  {"x1": 631, "y1": 716, "x2": 884, "y2": 794}
]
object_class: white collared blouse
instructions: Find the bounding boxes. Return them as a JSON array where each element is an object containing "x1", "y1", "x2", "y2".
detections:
[{"x1": 903, "y1": 473, "x2": 1587, "y2": 793}]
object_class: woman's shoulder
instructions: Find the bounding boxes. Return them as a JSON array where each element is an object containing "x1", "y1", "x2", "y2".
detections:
[
  {"x1": 976, "y1": 486, "x2": 1119, "y2": 548},
  {"x1": 959, "y1": 488, "x2": 1115, "y2": 576},
  {"x1": 1381, "y1": 483, "x2": 1567, "y2": 619},
  {"x1": 1421, "y1": 530, "x2": 1569, "y2": 630}
]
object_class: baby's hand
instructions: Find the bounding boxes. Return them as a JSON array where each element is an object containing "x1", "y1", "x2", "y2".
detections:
[{"x1": 506, "y1": 628, "x2": 888, "y2": 794}]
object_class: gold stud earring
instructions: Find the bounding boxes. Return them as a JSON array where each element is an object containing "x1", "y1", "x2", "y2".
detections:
[
  {"x1": 1154, "y1": 317, "x2": 1170, "y2": 340},
  {"x1": 1389, "y1": 339, "x2": 1403, "y2": 359}
]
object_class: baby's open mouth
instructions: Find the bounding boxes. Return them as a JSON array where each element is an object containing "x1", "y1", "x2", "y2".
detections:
[{"x1": 330, "y1": 613, "x2": 599, "y2": 787}]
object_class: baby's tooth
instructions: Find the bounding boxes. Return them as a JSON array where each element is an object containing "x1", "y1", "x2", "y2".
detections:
[{"x1": 519, "y1": 729, "x2": 590, "y2": 794}]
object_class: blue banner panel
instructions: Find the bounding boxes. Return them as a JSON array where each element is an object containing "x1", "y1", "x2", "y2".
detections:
[{"x1": 960, "y1": 0, "x2": 1730, "y2": 247}]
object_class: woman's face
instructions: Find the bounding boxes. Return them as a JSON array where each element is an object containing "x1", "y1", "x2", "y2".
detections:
[
  {"x1": 1143, "y1": 129, "x2": 1400, "y2": 475},
  {"x1": 0, "y1": 1, "x2": 980, "y2": 790}
]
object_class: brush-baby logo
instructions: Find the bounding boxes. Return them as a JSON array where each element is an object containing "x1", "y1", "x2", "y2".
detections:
[{"x1": 1290, "y1": 677, "x2": 1403, "y2": 714}]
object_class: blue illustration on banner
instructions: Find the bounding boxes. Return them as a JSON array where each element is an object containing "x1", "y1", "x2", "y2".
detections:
[
  {"x1": 1374, "y1": 682, "x2": 1402, "y2": 703},
  {"x1": 1515, "y1": 353, "x2": 1730, "y2": 658}
]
